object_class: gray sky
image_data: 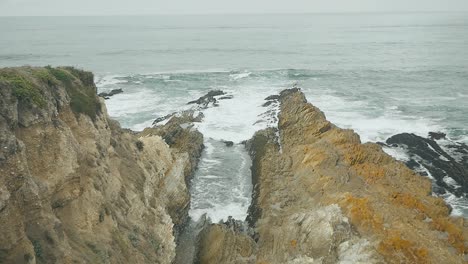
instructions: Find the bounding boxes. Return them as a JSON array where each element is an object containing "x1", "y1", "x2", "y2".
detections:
[{"x1": 1, "y1": 0, "x2": 467, "y2": 16}]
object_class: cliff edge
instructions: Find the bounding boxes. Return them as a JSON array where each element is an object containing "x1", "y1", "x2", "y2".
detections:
[{"x1": 0, "y1": 66, "x2": 202, "y2": 264}]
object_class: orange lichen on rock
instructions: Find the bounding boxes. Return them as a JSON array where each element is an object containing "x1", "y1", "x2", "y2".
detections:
[
  {"x1": 390, "y1": 192, "x2": 429, "y2": 216},
  {"x1": 342, "y1": 194, "x2": 383, "y2": 231},
  {"x1": 353, "y1": 163, "x2": 387, "y2": 184},
  {"x1": 290, "y1": 239, "x2": 297, "y2": 248},
  {"x1": 390, "y1": 192, "x2": 466, "y2": 253},
  {"x1": 431, "y1": 217, "x2": 467, "y2": 254},
  {"x1": 378, "y1": 230, "x2": 429, "y2": 264}
]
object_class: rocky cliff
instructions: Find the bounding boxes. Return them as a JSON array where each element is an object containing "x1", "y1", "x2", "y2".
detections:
[
  {"x1": 197, "y1": 89, "x2": 468, "y2": 264},
  {"x1": 0, "y1": 66, "x2": 203, "y2": 264}
]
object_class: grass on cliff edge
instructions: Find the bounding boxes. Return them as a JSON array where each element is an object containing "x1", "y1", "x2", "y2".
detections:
[
  {"x1": 0, "y1": 70, "x2": 46, "y2": 107},
  {"x1": 46, "y1": 66, "x2": 102, "y2": 120},
  {"x1": 0, "y1": 66, "x2": 101, "y2": 120}
]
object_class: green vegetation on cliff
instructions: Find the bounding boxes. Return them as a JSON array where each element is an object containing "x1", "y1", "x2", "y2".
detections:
[
  {"x1": 0, "y1": 70, "x2": 46, "y2": 107},
  {"x1": 0, "y1": 66, "x2": 101, "y2": 120}
]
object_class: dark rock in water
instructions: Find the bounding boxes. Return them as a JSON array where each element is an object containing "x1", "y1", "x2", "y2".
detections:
[
  {"x1": 152, "y1": 112, "x2": 176, "y2": 126},
  {"x1": 262, "y1": 94, "x2": 280, "y2": 107},
  {"x1": 223, "y1": 141, "x2": 234, "y2": 147},
  {"x1": 264, "y1": 95, "x2": 280, "y2": 101},
  {"x1": 98, "y1": 88, "x2": 123, "y2": 99},
  {"x1": 262, "y1": 101, "x2": 275, "y2": 107},
  {"x1": 187, "y1": 90, "x2": 226, "y2": 109},
  {"x1": 429, "y1": 131, "x2": 447, "y2": 140},
  {"x1": 152, "y1": 111, "x2": 204, "y2": 126},
  {"x1": 386, "y1": 133, "x2": 468, "y2": 197}
]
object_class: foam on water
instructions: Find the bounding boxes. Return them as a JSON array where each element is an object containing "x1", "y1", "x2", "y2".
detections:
[
  {"x1": 99, "y1": 69, "x2": 468, "y2": 219},
  {"x1": 382, "y1": 146, "x2": 411, "y2": 162},
  {"x1": 195, "y1": 87, "x2": 278, "y2": 143},
  {"x1": 96, "y1": 74, "x2": 128, "y2": 87},
  {"x1": 189, "y1": 140, "x2": 253, "y2": 222},
  {"x1": 303, "y1": 91, "x2": 442, "y2": 143}
]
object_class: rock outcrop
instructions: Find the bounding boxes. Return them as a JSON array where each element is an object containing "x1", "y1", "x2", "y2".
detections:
[
  {"x1": 98, "y1": 88, "x2": 123, "y2": 99},
  {"x1": 198, "y1": 89, "x2": 468, "y2": 264},
  {"x1": 385, "y1": 133, "x2": 468, "y2": 197},
  {"x1": 187, "y1": 90, "x2": 229, "y2": 109},
  {"x1": 0, "y1": 66, "x2": 203, "y2": 264}
]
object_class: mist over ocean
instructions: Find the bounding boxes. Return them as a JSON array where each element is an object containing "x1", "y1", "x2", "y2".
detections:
[{"x1": 1, "y1": 12, "x2": 467, "y2": 219}]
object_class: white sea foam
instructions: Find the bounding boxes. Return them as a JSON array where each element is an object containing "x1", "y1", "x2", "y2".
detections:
[
  {"x1": 302, "y1": 92, "x2": 442, "y2": 143},
  {"x1": 194, "y1": 86, "x2": 280, "y2": 143},
  {"x1": 189, "y1": 141, "x2": 253, "y2": 222},
  {"x1": 441, "y1": 193, "x2": 468, "y2": 217},
  {"x1": 190, "y1": 202, "x2": 251, "y2": 223},
  {"x1": 229, "y1": 71, "x2": 252, "y2": 80},
  {"x1": 442, "y1": 176, "x2": 461, "y2": 189},
  {"x1": 96, "y1": 74, "x2": 128, "y2": 87},
  {"x1": 382, "y1": 146, "x2": 411, "y2": 162}
]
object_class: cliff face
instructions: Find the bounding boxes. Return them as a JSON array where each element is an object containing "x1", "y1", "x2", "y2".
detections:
[
  {"x1": 0, "y1": 67, "x2": 202, "y2": 264},
  {"x1": 198, "y1": 89, "x2": 468, "y2": 264}
]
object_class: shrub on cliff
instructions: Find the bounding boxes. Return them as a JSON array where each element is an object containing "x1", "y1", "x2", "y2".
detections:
[{"x1": 0, "y1": 70, "x2": 46, "y2": 107}]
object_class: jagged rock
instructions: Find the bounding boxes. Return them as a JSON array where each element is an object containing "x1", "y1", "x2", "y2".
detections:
[
  {"x1": 264, "y1": 95, "x2": 280, "y2": 101},
  {"x1": 98, "y1": 88, "x2": 123, "y2": 99},
  {"x1": 0, "y1": 67, "x2": 203, "y2": 264},
  {"x1": 262, "y1": 94, "x2": 280, "y2": 107},
  {"x1": 187, "y1": 90, "x2": 226, "y2": 109},
  {"x1": 429, "y1": 132, "x2": 447, "y2": 140},
  {"x1": 199, "y1": 88, "x2": 468, "y2": 264},
  {"x1": 386, "y1": 133, "x2": 468, "y2": 197}
]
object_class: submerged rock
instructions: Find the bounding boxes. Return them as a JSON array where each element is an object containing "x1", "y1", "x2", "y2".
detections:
[
  {"x1": 223, "y1": 141, "x2": 234, "y2": 147},
  {"x1": 198, "y1": 88, "x2": 468, "y2": 263},
  {"x1": 0, "y1": 66, "x2": 203, "y2": 264}
]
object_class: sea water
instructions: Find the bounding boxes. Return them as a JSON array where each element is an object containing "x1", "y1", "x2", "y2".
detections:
[{"x1": 1, "y1": 13, "x2": 467, "y2": 220}]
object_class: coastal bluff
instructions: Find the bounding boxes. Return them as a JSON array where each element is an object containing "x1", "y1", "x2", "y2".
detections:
[
  {"x1": 197, "y1": 89, "x2": 468, "y2": 264},
  {"x1": 0, "y1": 66, "x2": 203, "y2": 263}
]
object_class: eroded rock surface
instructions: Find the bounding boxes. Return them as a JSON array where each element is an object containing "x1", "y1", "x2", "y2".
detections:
[
  {"x1": 0, "y1": 67, "x2": 203, "y2": 264},
  {"x1": 198, "y1": 88, "x2": 468, "y2": 264}
]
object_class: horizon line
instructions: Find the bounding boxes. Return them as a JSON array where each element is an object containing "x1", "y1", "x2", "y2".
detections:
[{"x1": 1, "y1": 10, "x2": 468, "y2": 17}]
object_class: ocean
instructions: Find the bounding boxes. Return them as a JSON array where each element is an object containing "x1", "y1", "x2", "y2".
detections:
[{"x1": 1, "y1": 12, "x2": 467, "y2": 220}]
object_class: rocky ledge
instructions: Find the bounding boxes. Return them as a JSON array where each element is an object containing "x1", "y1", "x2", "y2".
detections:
[
  {"x1": 0, "y1": 67, "x2": 203, "y2": 264},
  {"x1": 197, "y1": 89, "x2": 468, "y2": 264}
]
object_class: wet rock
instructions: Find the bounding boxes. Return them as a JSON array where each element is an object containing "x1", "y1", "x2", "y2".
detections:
[
  {"x1": 98, "y1": 88, "x2": 123, "y2": 99},
  {"x1": 152, "y1": 112, "x2": 176, "y2": 125},
  {"x1": 264, "y1": 95, "x2": 280, "y2": 101},
  {"x1": 386, "y1": 133, "x2": 468, "y2": 197},
  {"x1": 187, "y1": 90, "x2": 226, "y2": 109},
  {"x1": 429, "y1": 131, "x2": 447, "y2": 140},
  {"x1": 262, "y1": 94, "x2": 280, "y2": 107},
  {"x1": 223, "y1": 141, "x2": 234, "y2": 147}
]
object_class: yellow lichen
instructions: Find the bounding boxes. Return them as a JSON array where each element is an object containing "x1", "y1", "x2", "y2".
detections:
[
  {"x1": 290, "y1": 239, "x2": 297, "y2": 248},
  {"x1": 342, "y1": 194, "x2": 383, "y2": 231},
  {"x1": 378, "y1": 230, "x2": 429, "y2": 264}
]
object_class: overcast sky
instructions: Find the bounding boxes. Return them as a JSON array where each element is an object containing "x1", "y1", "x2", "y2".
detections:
[{"x1": 1, "y1": 0, "x2": 467, "y2": 16}]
